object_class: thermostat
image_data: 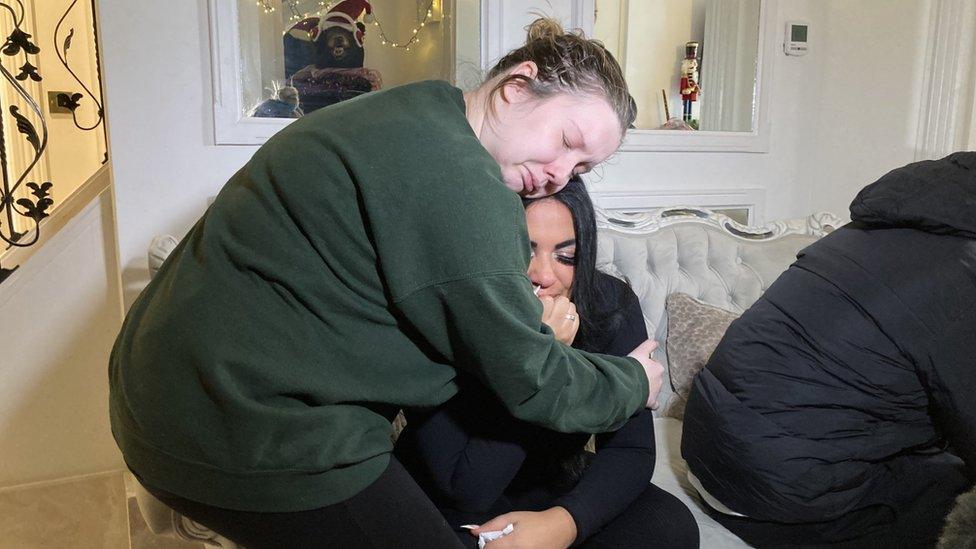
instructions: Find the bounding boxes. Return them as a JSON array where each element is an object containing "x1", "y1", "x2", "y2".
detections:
[{"x1": 784, "y1": 21, "x2": 809, "y2": 56}]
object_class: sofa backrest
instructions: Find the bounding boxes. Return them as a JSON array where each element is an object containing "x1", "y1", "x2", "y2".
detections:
[{"x1": 595, "y1": 207, "x2": 840, "y2": 410}]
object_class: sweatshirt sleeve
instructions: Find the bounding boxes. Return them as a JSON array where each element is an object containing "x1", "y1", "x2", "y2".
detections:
[
  {"x1": 394, "y1": 274, "x2": 648, "y2": 434},
  {"x1": 399, "y1": 392, "x2": 530, "y2": 513},
  {"x1": 556, "y1": 410, "x2": 655, "y2": 543},
  {"x1": 555, "y1": 290, "x2": 655, "y2": 542}
]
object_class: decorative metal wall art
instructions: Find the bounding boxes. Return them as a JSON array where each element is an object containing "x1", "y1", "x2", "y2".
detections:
[
  {"x1": 54, "y1": 0, "x2": 104, "y2": 132},
  {"x1": 0, "y1": 0, "x2": 52, "y2": 252},
  {"x1": 0, "y1": 0, "x2": 105, "y2": 282}
]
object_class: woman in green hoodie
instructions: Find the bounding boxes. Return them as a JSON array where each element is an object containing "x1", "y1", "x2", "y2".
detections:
[{"x1": 110, "y1": 18, "x2": 663, "y2": 548}]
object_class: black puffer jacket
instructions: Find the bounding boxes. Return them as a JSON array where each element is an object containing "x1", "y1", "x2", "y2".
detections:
[{"x1": 682, "y1": 152, "x2": 976, "y2": 523}]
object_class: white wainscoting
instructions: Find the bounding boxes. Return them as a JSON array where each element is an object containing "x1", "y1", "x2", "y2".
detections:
[{"x1": 588, "y1": 188, "x2": 765, "y2": 225}]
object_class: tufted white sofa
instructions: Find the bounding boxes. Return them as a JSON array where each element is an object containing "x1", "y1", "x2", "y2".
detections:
[{"x1": 134, "y1": 206, "x2": 840, "y2": 548}]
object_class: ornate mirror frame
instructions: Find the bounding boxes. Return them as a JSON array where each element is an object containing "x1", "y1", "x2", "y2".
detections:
[{"x1": 210, "y1": 0, "x2": 287, "y2": 145}]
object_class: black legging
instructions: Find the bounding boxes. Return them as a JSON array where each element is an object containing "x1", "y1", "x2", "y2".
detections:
[
  {"x1": 579, "y1": 483, "x2": 699, "y2": 548},
  {"x1": 140, "y1": 457, "x2": 465, "y2": 549},
  {"x1": 141, "y1": 457, "x2": 700, "y2": 549},
  {"x1": 440, "y1": 482, "x2": 700, "y2": 549},
  {"x1": 707, "y1": 455, "x2": 970, "y2": 549}
]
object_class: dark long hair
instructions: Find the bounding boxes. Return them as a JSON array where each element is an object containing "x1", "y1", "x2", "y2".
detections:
[
  {"x1": 524, "y1": 177, "x2": 630, "y2": 485},
  {"x1": 523, "y1": 176, "x2": 624, "y2": 353}
]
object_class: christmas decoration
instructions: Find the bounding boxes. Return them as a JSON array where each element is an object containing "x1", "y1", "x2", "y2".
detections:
[
  {"x1": 271, "y1": 0, "x2": 436, "y2": 53},
  {"x1": 283, "y1": 0, "x2": 382, "y2": 113},
  {"x1": 251, "y1": 82, "x2": 304, "y2": 118},
  {"x1": 680, "y1": 41, "x2": 701, "y2": 128}
]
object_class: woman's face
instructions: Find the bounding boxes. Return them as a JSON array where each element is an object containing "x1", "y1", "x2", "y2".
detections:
[
  {"x1": 525, "y1": 199, "x2": 576, "y2": 299},
  {"x1": 479, "y1": 71, "x2": 622, "y2": 199}
]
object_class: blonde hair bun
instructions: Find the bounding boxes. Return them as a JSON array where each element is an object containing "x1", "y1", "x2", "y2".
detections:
[
  {"x1": 525, "y1": 17, "x2": 570, "y2": 44},
  {"x1": 485, "y1": 15, "x2": 636, "y2": 135}
]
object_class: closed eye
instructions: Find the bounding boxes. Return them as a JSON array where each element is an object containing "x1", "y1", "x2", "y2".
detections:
[{"x1": 556, "y1": 253, "x2": 576, "y2": 266}]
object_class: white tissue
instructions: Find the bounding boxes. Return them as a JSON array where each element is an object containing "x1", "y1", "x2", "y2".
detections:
[{"x1": 477, "y1": 523, "x2": 514, "y2": 548}]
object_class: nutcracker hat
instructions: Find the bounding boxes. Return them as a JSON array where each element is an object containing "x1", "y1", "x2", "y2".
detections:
[
  {"x1": 318, "y1": 0, "x2": 374, "y2": 47},
  {"x1": 285, "y1": 16, "x2": 321, "y2": 42}
]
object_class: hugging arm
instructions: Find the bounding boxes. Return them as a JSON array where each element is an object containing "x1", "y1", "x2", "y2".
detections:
[
  {"x1": 400, "y1": 391, "x2": 531, "y2": 513},
  {"x1": 554, "y1": 287, "x2": 656, "y2": 542}
]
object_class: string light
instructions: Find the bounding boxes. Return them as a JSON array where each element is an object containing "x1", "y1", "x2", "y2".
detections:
[
  {"x1": 265, "y1": 0, "x2": 436, "y2": 52},
  {"x1": 371, "y1": 2, "x2": 434, "y2": 51},
  {"x1": 286, "y1": 0, "x2": 304, "y2": 22}
]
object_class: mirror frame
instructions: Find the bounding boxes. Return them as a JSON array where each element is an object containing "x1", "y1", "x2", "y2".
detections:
[
  {"x1": 209, "y1": 0, "x2": 777, "y2": 150},
  {"x1": 209, "y1": 0, "x2": 288, "y2": 145}
]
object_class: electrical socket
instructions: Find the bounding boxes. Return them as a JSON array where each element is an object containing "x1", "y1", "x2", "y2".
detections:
[{"x1": 47, "y1": 91, "x2": 74, "y2": 115}]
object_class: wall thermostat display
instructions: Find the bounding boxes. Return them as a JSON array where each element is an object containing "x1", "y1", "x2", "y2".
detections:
[{"x1": 784, "y1": 21, "x2": 809, "y2": 56}]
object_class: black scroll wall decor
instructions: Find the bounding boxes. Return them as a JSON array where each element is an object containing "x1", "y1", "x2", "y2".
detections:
[
  {"x1": 54, "y1": 0, "x2": 104, "y2": 133},
  {"x1": 0, "y1": 0, "x2": 105, "y2": 283}
]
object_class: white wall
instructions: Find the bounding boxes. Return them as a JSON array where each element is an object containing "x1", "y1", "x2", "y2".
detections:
[
  {"x1": 99, "y1": 0, "x2": 932, "y2": 309},
  {"x1": 798, "y1": 1, "x2": 930, "y2": 217},
  {"x1": 99, "y1": 1, "x2": 259, "y2": 307},
  {"x1": 0, "y1": 189, "x2": 123, "y2": 487}
]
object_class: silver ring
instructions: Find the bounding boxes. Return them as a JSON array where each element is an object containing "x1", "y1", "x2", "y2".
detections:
[{"x1": 565, "y1": 314, "x2": 577, "y2": 321}]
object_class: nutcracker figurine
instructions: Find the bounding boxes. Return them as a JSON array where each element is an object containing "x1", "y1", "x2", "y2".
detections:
[{"x1": 680, "y1": 41, "x2": 700, "y2": 124}]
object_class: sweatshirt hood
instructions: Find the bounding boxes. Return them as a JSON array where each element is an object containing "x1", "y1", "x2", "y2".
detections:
[{"x1": 849, "y1": 151, "x2": 976, "y2": 238}]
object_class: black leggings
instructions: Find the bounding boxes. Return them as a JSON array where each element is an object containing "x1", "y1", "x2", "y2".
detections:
[
  {"x1": 141, "y1": 457, "x2": 465, "y2": 549},
  {"x1": 578, "y1": 483, "x2": 699, "y2": 549},
  {"x1": 440, "y1": 482, "x2": 700, "y2": 549},
  {"x1": 707, "y1": 457, "x2": 970, "y2": 549}
]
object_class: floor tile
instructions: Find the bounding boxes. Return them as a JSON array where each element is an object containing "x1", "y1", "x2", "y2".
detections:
[{"x1": 0, "y1": 472, "x2": 128, "y2": 549}]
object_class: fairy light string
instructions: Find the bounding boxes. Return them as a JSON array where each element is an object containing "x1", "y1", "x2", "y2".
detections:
[
  {"x1": 269, "y1": 0, "x2": 435, "y2": 52},
  {"x1": 370, "y1": 1, "x2": 434, "y2": 52}
]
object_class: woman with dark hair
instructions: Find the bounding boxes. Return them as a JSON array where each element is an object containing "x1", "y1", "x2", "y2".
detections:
[{"x1": 395, "y1": 177, "x2": 700, "y2": 548}]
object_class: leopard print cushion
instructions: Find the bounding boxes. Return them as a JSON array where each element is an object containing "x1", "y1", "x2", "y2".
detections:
[
  {"x1": 665, "y1": 293, "x2": 740, "y2": 419},
  {"x1": 939, "y1": 485, "x2": 976, "y2": 548}
]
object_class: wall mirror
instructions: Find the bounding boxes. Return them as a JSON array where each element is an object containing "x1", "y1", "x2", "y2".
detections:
[
  {"x1": 593, "y1": 0, "x2": 776, "y2": 152},
  {"x1": 211, "y1": 0, "x2": 481, "y2": 144},
  {"x1": 593, "y1": 0, "x2": 761, "y2": 133},
  {"x1": 211, "y1": 0, "x2": 775, "y2": 151}
]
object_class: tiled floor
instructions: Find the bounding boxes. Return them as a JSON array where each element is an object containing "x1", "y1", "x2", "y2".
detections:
[{"x1": 0, "y1": 471, "x2": 203, "y2": 549}]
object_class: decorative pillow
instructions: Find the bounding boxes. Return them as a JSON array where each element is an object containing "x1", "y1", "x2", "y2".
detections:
[{"x1": 665, "y1": 293, "x2": 740, "y2": 419}]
